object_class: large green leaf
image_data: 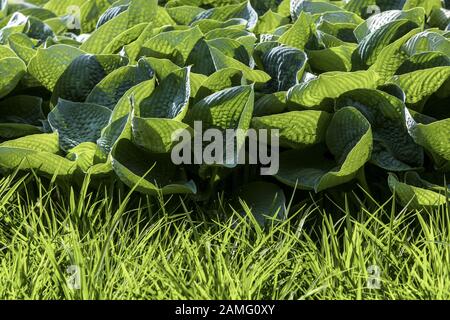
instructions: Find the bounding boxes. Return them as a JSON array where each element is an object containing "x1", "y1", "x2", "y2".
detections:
[
  {"x1": 393, "y1": 66, "x2": 450, "y2": 104},
  {"x1": 48, "y1": 99, "x2": 112, "y2": 152},
  {"x1": 191, "y1": 1, "x2": 258, "y2": 29},
  {"x1": 28, "y1": 44, "x2": 85, "y2": 91},
  {"x1": 251, "y1": 110, "x2": 331, "y2": 149},
  {"x1": 0, "y1": 133, "x2": 76, "y2": 178},
  {"x1": 86, "y1": 58, "x2": 154, "y2": 110},
  {"x1": 278, "y1": 11, "x2": 317, "y2": 50},
  {"x1": 405, "y1": 109, "x2": 450, "y2": 167},
  {"x1": 388, "y1": 173, "x2": 448, "y2": 209},
  {"x1": 354, "y1": 19, "x2": 418, "y2": 68},
  {"x1": 111, "y1": 116, "x2": 197, "y2": 195},
  {"x1": 336, "y1": 89, "x2": 423, "y2": 171},
  {"x1": 0, "y1": 56, "x2": 26, "y2": 98},
  {"x1": 254, "y1": 42, "x2": 308, "y2": 92},
  {"x1": 51, "y1": 54, "x2": 128, "y2": 104},
  {"x1": 137, "y1": 67, "x2": 191, "y2": 119},
  {"x1": 287, "y1": 70, "x2": 379, "y2": 110},
  {"x1": 275, "y1": 107, "x2": 373, "y2": 192},
  {"x1": 354, "y1": 8, "x2": 425, "y2": 42}
]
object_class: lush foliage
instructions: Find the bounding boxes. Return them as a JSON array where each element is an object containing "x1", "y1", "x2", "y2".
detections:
[{"x1": 0, "y1": 0, "x2": 449, "y2": 216}]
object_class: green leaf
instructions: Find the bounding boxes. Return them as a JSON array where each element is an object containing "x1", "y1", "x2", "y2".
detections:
[
  {"x1": 137, "y1": 67, "x2": 191, "y2": 119},
  {"x1": 251, "y1": 110, "x2": 332, "y2": 149},
  {"x1": 307, "y1": 44, "x2": 356, "y2": 72},
  {"x1": 48, "y1": 99, "x2": 112, "y2": 152},
  {"x1": 86, "y1": 58, "x2": 154, "y2": 110},
  {"x1": 0, "y1": 133, "x2": 76, "y2": 178},
  {"x1": 336, "y1": 89, "x2": 423, "y2": 171},
  {"x1": 403, "y1": 30, "x2": 450, "y2": 56},
  {"x1": 186, "y1": 85, "x2": 254, "y2": 131},
  {"x1": 28, "y1": 44, "x2": 85, "y2": 91},
  {"x1": 354, "y1": 8, "x2": 425, "y2": 42},
  {"x1": 140, "y1": 26, "x2": 203, "y2": 66},
  {"x1": 51, "y1": 54, "x2": 128, "y2": 104},
  {"x1": 208, "y1": 46, "x2": 270, "y2": 83},
  {"x1": 0, "y1": 56, "x2": 26, "y2": 99},
  {"x1": 111, "y1": 117, "x2": 196, "y2": 195},
  {"x1": 388, "y1": 173, "x2": 448, "y2": 209},
  {"x1": 131, "y1": 116, "x2": 193, "y2": 153},
  {"x1": 276, "y1": 107, "x2": 373, "y2": 192},
  {"x1": 255, "y1": 42, "x2": 308, "y2": 92},
  {"x1": 355, "y1": 19, "x2": 419, "y2": 68},
  {"x1": 393, "y1": 66, "x2": 450, "y2": 104},
  {"x1": 369, "y1": 27, "x2": 421, "y2": 81},
  {"x1": 406, "y1": 110, "x2": 450, "y2": 164},
  {"x1": 192, "y1": 1, "x2": 258, "y2": 29},
  {"x1": 287, "y1": 70, "x2": 379, "y2": 110},
  {"x1": 278, "y1": 11, "x2": 317, "y2": 50}
]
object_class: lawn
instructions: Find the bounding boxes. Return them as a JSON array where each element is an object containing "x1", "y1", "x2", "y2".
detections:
[{"x1": 0, "y1": 173, "x2": 449, "y2": 300}]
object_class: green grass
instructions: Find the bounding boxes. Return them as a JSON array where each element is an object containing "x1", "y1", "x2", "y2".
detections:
[{"x1": 0, "y1": 173, "x2": 449, "y2": 300}]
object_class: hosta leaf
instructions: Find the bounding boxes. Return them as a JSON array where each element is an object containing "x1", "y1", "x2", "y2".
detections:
[
  {"x1": 403, "y1": 31, "x2": 450, "y2": 56},
  {"x1": 140, "y1": 26, "x2": 204, "y2": 66},
  {"x1": 287, "y1": 70, "x2": 379, "y2": 110},
  {"x1": 110, "y1": 78, "x2": 156, "y2": 122},
  {"x1": 291, "y1": 0, "x2": 343, "y2": 20},
  {"x1": 276, "y1": 107, "x2": 373, "y2": 192},
  {"x1": 254, "y1": 91, "x2": 287, "y2": 116},
  {"x1": 251, "y1": 110, "x2": 332, "y2": 149},
  {"x1": 354, "y1": 8, "x2": 425, "y2": 42},
  {"x1": 100, "y1": 22, "x2": 148, "y2": 55},
  {"x1": 0, "y1": 123, "x2": 42, "y2": 139},
  {"x1": 66, "y1": 142, "x2": 108, "y2": 174},
  {"x1": 278, "y1": 11, "x2": 317, "y2": 50},
  {"x1": 393, "y1": 66, "x2": 450, "y2": 104},
  {"x1": 194, "y1": 68, "x2": 243, "y2": 101},
  {"x1": 369, "y1": 27, "x2": 421, "y2": 81},
  {"x1": 79, "y1": 0, "x2": 159, "y2": 54},
  {"x1": 0, "y1": 133, "x2": 76, "y2": 177},
  {"x1": 355, "y1": 19, "x2": 418, "y2": 68},
  {"x1": 137, "y1": 67, "x2": 191, "y2": 119},
  {"x1": 48, "y1": 99, "x2": 112, "y2": 152},
  {"x1": 403, "y1": 0, "x2": 442, "y2": 15},
  {"x1": 7, "y1": 33, "x2": 37, "y2": 64},
  {"x1": 167, "y1": 5, "x2": 205, "y2": 25},
  {"x1": 406, "y1": 112, "x2": 450, "y2": 164},
  {"x1": 396, "y1": 52, "x2": 450, "y2": 74},
  {"x1": 255, "y1": 43, "x2": 308, "y2": 92},
  {"x1": 208, "y1": 46, "x2": 270, "y2": 83},
  {"x1": 307, "y1": 44, "x2": 356, "y2": 72},
  {"x1": 191, "y1": 18, "x2": 247, "y2": 33},
  {"x1": 186, "y1": 85, "x2": 254, "y2": 131},
  {"x1": 111, "y1": 118, "x2": 196, "y2": 195},
  {"x1": 0, "y1": 56, "x2": 26, "y2": 98},
  {"x1": 86, "y1": 58, "x2": 154, "y2": 110},
  {"x1": 0, "y1": 95, "x2": 44, "y2": 125},
  {"x1": 344, "y1": 0, "x2": 406, "y2": 18},
  {"x1": 131, "y1": 116, "x2": 193, "y2": 153},
  {"x1": 28, "y1": 44, "x2": 85, "y2": 91},
  {"x1": 388, "y1": 174, "x2": 448, "y2": 209},
  {"x1": 254, "y1": 9, "x2": 289, "y2": 34},
  {"x1": 51, "y1": 54, "x2": 128, "y2": 104},
  {"x1": 192, "y1": 1, "x2": 258, "y2": 29},
  {"x1": 336, "y1": 89, "x2": 423, "y2": 171}
]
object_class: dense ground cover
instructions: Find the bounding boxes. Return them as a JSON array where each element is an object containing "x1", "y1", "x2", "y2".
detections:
[{"x1": 0, "y1": 0, "x2": 450, "y2": 300}]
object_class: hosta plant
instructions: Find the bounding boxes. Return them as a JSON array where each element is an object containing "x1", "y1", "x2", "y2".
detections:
[{"x1": 0, "y1": 0, "x2": 449, "y2": 219}]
